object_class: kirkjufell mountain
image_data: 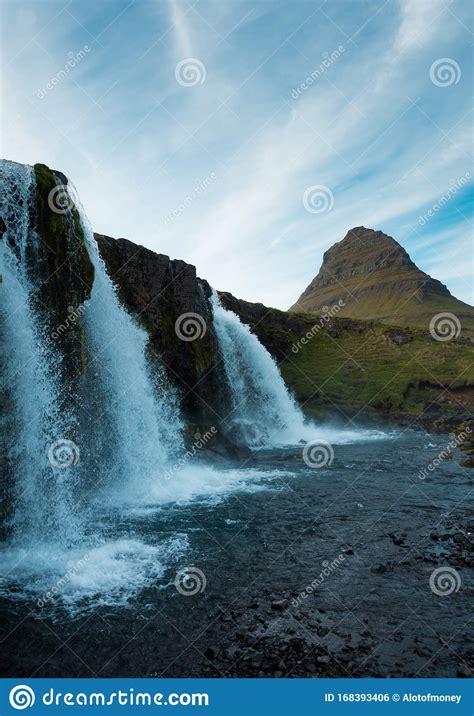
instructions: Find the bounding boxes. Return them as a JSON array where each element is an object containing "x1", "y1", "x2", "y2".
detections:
[{"x1": 290, "y1": 226, "x2": 474, "y2": 337}]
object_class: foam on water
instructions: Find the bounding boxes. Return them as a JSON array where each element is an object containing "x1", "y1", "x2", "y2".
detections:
[{"x1": 0, "y1": 535, "x2": 189, "y2": 615}]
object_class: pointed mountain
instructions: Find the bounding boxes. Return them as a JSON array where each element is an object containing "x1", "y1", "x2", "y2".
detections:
[{"x1": 289, "y1": 226, "x2": 474, "y2": 337}]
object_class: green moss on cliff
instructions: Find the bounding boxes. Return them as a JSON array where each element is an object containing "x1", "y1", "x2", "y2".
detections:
[
  {"x1": 33, "y1": 164, "x2": 94, "y2": 375},
  {"x1": 33, "y1": 163, "x2": 94, "y2": 306}
]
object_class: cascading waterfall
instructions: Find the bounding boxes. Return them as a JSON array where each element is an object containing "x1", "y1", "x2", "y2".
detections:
[
  {"x1": 0, "y1": 164, "x2": 188, "y2": 611},
  {"x1": 210, "y1": 292, "x2": 388, "y2": 449},
  {"x1": 210, "y1": 291, "x2": 310, "y2": 447},
  {"x1": 73, "y1": 192, "x2": 185, "y2": 500},
  {"x1": 0, "y1": 160, "x2": 80, "y2": 544}
]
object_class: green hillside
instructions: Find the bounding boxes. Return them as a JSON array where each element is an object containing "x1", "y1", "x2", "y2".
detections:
[{"x1": 280, "y1": 318, "x2": 474, "y2": 424}]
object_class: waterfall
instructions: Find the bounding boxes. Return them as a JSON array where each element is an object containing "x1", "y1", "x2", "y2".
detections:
[
  {"x1": 0, "y1": 160, "x2": 80, "y2": 544},
  {"x1": 0, "y1": 162, "x2": 189, "y2": 611},
  {"x1": 210, "y1": 291, "x2": 309, "y2": 447},
  {"x1": 74, "y1": 196, "x2": 185, "y2": 500},
  {"x1": 0, "y1": 161, "x2": 185, "y2": 548}
]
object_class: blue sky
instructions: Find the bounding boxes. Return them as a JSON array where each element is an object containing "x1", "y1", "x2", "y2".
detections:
[{"x1": 2, "y1": 0, "x2": 473, "y2": 308}]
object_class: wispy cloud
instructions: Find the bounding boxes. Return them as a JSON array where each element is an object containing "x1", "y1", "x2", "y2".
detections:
[
  {"x1": 169, "y1": 0, "x2": 194, "y2": 59},
  {"x1": 2, "y1": 0, "x2": 472, "y2": 308}
]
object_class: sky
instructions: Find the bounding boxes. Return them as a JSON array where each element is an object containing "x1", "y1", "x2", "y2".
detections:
[{"x1": 1, "y1": 0, "x2": 473, "y2": 309}]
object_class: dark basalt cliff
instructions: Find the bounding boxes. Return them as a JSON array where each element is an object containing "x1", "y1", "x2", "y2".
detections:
[
  {"x1": 95, "y1": 234, "x2": 221, "y2": 424},
  {"x1": 290, "y1": 226, "x2": 474, "y2": 337}
]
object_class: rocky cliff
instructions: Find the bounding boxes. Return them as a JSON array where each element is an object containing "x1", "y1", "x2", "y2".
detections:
[
  {"x1": 95, "y1": 234, "x2": 222, "y2": 425},
  {"x1": 290, "y1": 226, "x2": 474, "y2": 338}
]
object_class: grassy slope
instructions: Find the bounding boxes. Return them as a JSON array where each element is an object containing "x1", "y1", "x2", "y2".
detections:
[{"x1": 280, "y1": 319, "x2": 474, "y2": 421}]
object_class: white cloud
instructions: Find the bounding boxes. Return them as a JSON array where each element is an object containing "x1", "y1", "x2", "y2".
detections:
[{"x1": 1, "y1": 0, "x2": 471, "y2": 310}]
